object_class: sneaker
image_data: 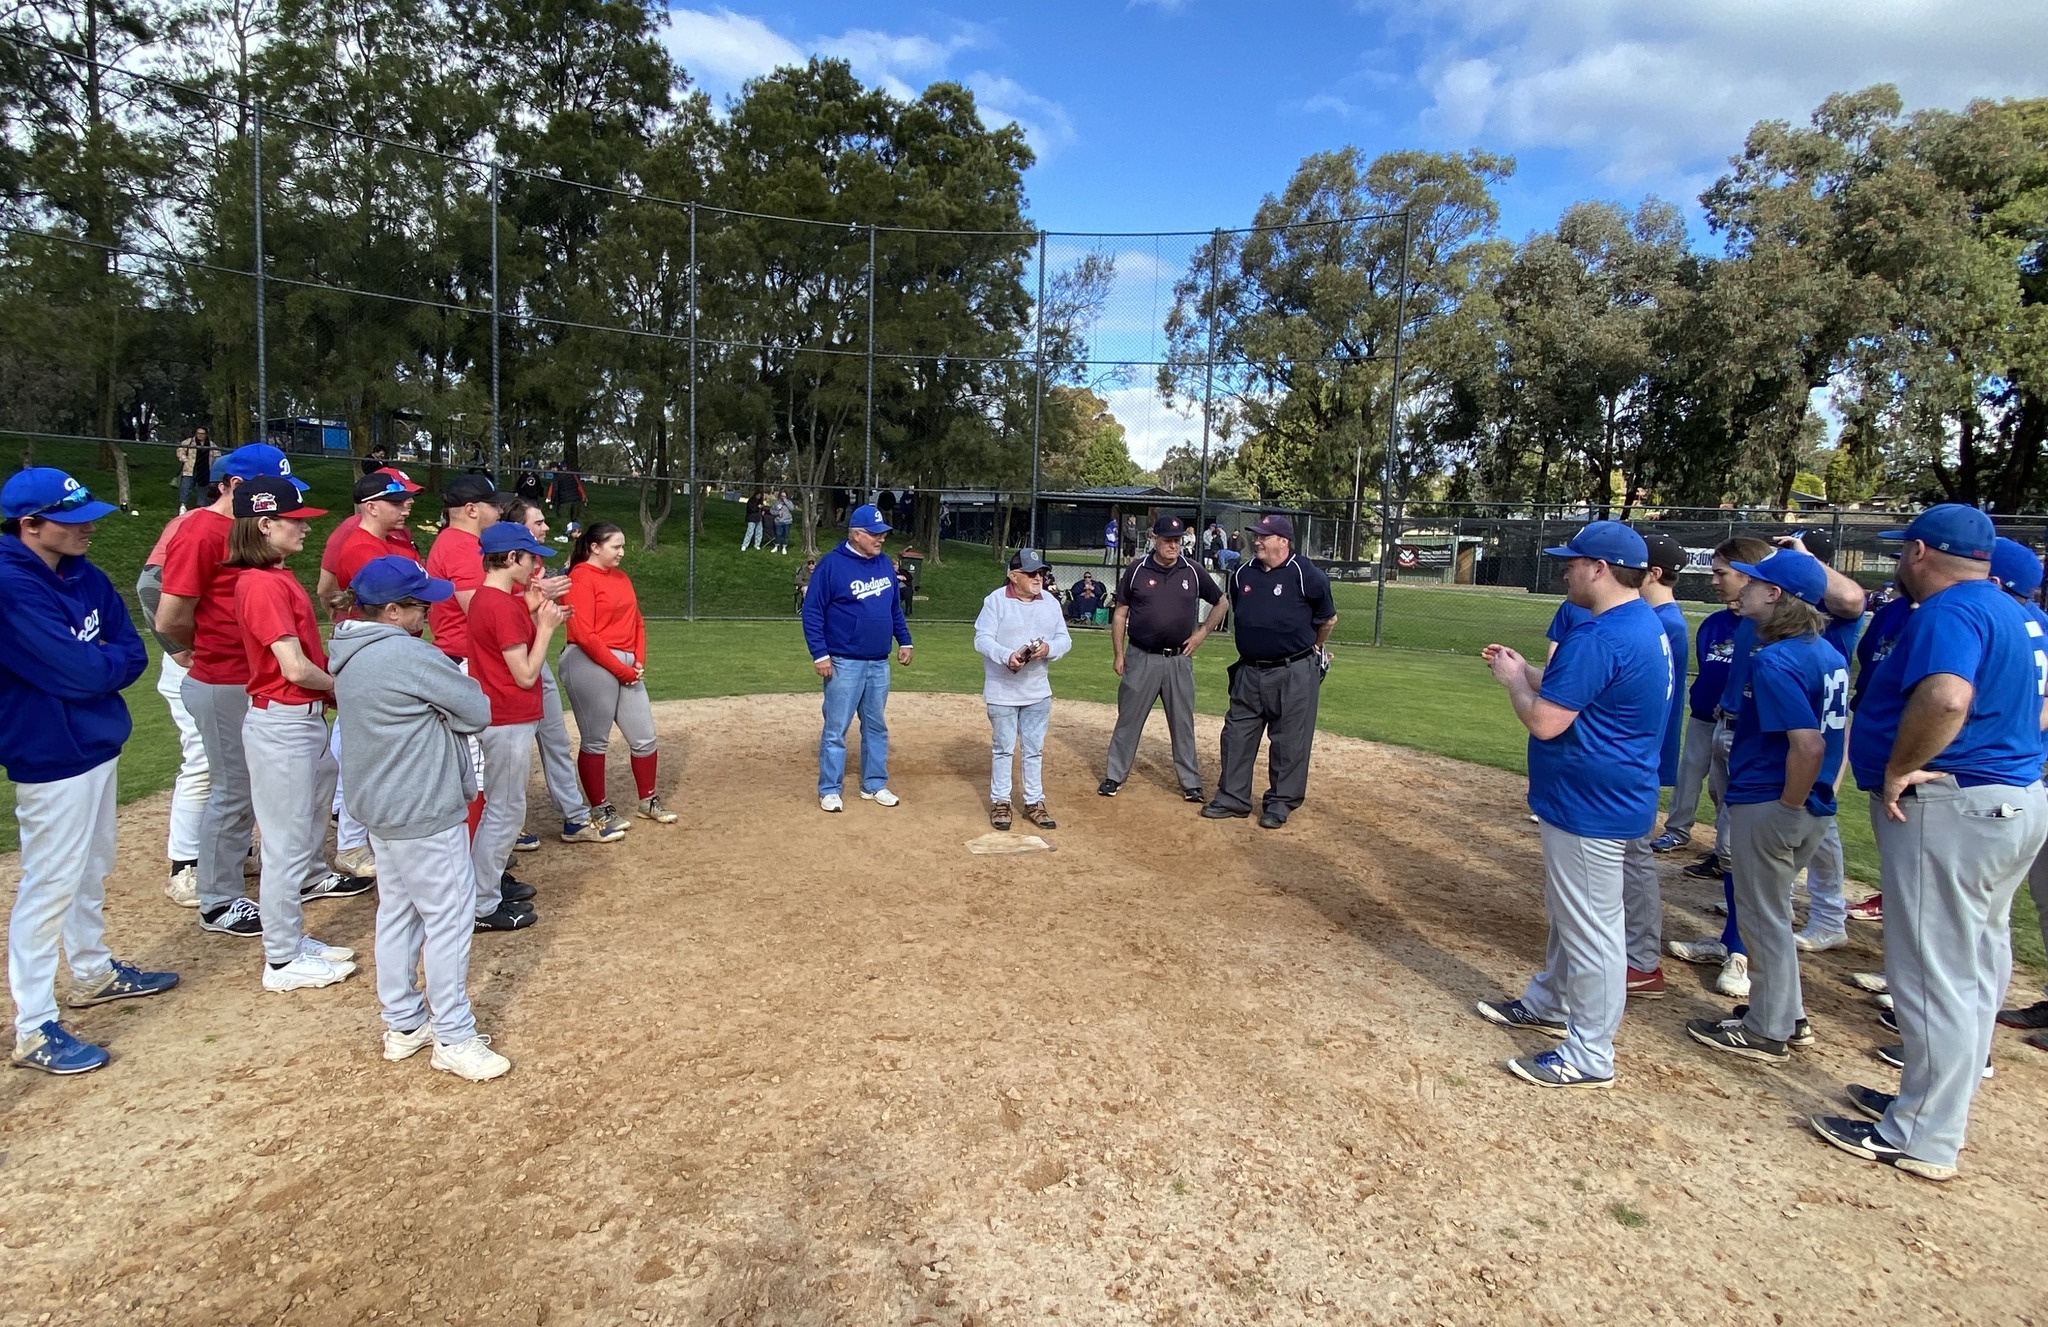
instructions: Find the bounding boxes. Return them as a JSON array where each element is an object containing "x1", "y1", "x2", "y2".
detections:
[
  {"x1": 1181, "y1": 786, "x2": 1205, "y2": 804},
  {"x1": 1687, "y1": 1016, "x2": 1789, "y2": 1063},
  {"x1": 1681, "y1": 857, "x2": 1725, "y2": 880},
  {"x1": 989, "y1": 800, "x2": 1013, "y2": 831},
  {"x1": 199, "y1": 897, "x2": 262, "y2": 937},
  {"x1": 1995, "y1": 999, "x2": 2048, "y2": 1030},
  {"x1": 10, "y1": 1021, "x2": 109, "y2": 1075},
  {"x1": 382, "y1": 1023, "x2": 435, "y2": 1062},
  {"x1": 1022, "y1": 801, "x2": 1057, "y2": 830},
  {"x1": 1474, "y1": 998, "x2": 1569, "y2": 1039},
  {"x1": 68, "y1": 959, "x2": 180, "y2": 1008},
  {"x1": 302, "y1": 870, "x2": 373, "y2": 901},
  {"x1": 1506, "y1": 1049, "x2": 1613, "y2": 1089},
  {"x1": 819, "y1": 793, "x2": 844, "y2": 813},
  {"x1": 165, "y1": 863, "x2": 199, "y2": 908},
  {"x1": 1875, "y1": 992, "x2": 1894, "y2": 1011},
  {"x1": 1649, "y1": 830, "x2": 1691, "y2": 852},
  {"x1": 1794, "y1": 927, "x2": 1848, "y2": 953},
  {"x1": 1845, "y1": 1084, "x2": 1895, "y2": 1123},
  {"x1": 432, "y1": 1034, "x2": 511, "y2": 1082},
  {"x1": 1625, "y1": 966, "x2": 1665, "y2": 1000},
  {"x1": 1733, "y1": 1003, "x2": 1813, "y2": 1047},
  {"x1": 859, "y1": 788, "x2": 900, "y2": 808},
  {"x1": 637, "y1": 794, "x2": 679, "y2": 823},
  {"x1": 561, "y1": 819, "x2": 626, "y2": 844},
  {"x1": 592, "y1": 801, "x2": 631, "y2": 834},
  {"x1": 1877, "y1": 1008, "x2": 1897, "y2": 1034},
  {"x1": 1846, "y1": 894, "x2": 1883, "y2": 924},
  {"x1": 1667, "y1": 937, "x2": 1729, "y2": 965},
  {"x1": 1849, "y1": 971, "x2": 1889, "y2": 994},
  {"x1": 514, "y1": 832, "x2": 541, "y2": 852},
  {"x1": 333, "y1": 845, "x2": 378, "y2": 879},
  {"x1": 1876, "y1": 1044, "x2": 1994, "y2": 1079},
  {"x1": 1097, "y1": 779, "x2": 1121, "y2": 798},
  {"x1": 261, "y1": 954, "x2": 356, "y2": 992},
  {"x1": 499, "y1": 874, "x2": 537, "y2": 904},
  {"x1": 1810, "y1": 1115, "x2": 1956, "y2": 1182},
  {"x1": 300, "y1": 935, "x2": 355, "y2": 963},
  {"x1": 1714, "y1": 952, "x2": 1751, "y2": 999},
  {"x1": 474, "y1": 904, "x2": 537, "y2": 933}
]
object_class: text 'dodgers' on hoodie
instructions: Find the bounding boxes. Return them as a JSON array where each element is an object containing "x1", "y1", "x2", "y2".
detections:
[
  {"x1": 802, "y1": 541, "x2": 911, "y2": 661},
  {"x1": 328, "y1": 619, "x2": 492, "y2": 840},
  {"x1": 0, "y1": 535, "x2": 147, "y2": 784}
]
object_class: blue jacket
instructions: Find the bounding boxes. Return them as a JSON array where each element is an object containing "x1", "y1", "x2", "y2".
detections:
[
  {"x1": 0, "y1": 535, "x2": 147, "y2": 783},
  {"x1": 802, "y1": 542, "x2": 911, "y2": 661}
]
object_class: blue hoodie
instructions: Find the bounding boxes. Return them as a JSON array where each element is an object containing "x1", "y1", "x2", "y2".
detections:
[
  {"x1": 0, "y1": 535, "x2": 148, "y2": 783},
  {"x1": 802, "y1": 541, "x2": 911, "y2": 661}
]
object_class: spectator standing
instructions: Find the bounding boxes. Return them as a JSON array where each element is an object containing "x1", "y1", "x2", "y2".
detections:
[
  {"x1": 741, "y1": 491, "x2": 766, "y2": 552},
  {"x1": 802, "y1": 504, "x2": 913, "y2": 812},
  {"x1": 548, "y1": 465, "x2": 586, "y2": 538},
  {"x1": 769, "y1": 490, "x2": 795, "y2": 555},
  {"x1": 1103, "y1": 514, "x2": 1121, "y2": 566},
  {"x1": 175, "y1": 427, "x2": 209, "y2": 512}
]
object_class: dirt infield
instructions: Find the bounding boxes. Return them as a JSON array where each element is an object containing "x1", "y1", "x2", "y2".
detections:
[{"x1": 3, "y1": 693, "x2": 2044, "y2": 1327}]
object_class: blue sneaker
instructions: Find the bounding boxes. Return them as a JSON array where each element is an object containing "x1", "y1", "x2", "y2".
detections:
[
  {"x1": 68, "y1": 959, "x2": 180, "y2": 1008},
  {"x1": 514, "y1": 832, "x2": 541, "y2": 853},
  {"x1": 1507, "y1": 1049, "x2": 1613, "y2": 1089},
  {"x1": 561, "y1": 819, "x2": 626, "y2": 844},
  {"x1": 1649, "y1": 830, "x2": 1690, "y2": 852},
  {"x1": 1474, "y1": 998, "x2": 1568, "y2": 1039},
  {"x1": 11, "y1": 1021, "x2": 110, "y2": 1075}
]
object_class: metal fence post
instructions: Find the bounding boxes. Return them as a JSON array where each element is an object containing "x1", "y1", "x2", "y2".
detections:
[
  {"x1": 1028, "y1": 230, "x2": 1047, "y2": 550},
  {"x1": 1196, "y1": 234, "x2": 1220, "y2": 527},
  {"x1": 687, "y1": 201, "x2": 698, "y2": 621},
  {"x1": 1531, "y1": 508, "x2": 1545, "y2": 593},
  {"x1": 1370, "y1": 210, "x2": 1414, "y2": 649},
  {"x1": 864, "y1": 222, "x2": 876, "y2": 499},
  {"x1": 489, "y1": 162, "x2": 501, "y2": 483},
  {"x1": 252, "y1": 98, "x2": 266, "y2": 443}
]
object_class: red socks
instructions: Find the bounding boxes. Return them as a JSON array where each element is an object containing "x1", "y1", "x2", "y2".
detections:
[
  {"x1": 630, "y1": 753, "x2": 658, "y2": 802},
  {"x1": 578, "y1": 752, "x2": 608, "y2": 807}
]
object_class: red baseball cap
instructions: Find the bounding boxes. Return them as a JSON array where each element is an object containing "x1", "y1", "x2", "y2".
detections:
[{"x1": 373, "y1": 466, "x2": 423, "y2": 493}]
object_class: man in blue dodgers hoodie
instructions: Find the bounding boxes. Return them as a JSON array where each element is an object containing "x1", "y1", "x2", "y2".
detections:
[
  {"x1": 802, "y1": 504, "x2": 913, "y2": 812},
  {"x1": 1476, "y1": 521, "x2": 1670, "y2": 1090},
  {"x1": 1, "y1": 469, "x2": 175, "y2": 1076}
]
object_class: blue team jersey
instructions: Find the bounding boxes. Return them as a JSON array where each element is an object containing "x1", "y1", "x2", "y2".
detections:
[
  {"x1": 1546, "y1": 600, "x2": 1591, "y2": 649},
  {"x1": 1689, "y1": 610, "x2": 1739, "y2": 720},
  {"x1": 2024, "y1": 599, "x2": 2048, "y2": 763},
  {"x1": 1823, "y1": 612, "x2": 1865, "y2": 669},
  {"x1": 1726, "y1": 635, "x2": 1850, "y2": 815},
  {"x1": 1655, "y1": 601, "x2": 1689, "y2": 786},
  {"x1": 1719, "y1": 619, "x2": 1761, "y2": 717},
  {"x1": 1529, "y1": 597, "x2": 1671, "y2": 839},
  {"x1": 1852, "y1": 597, "x2": 1913, "y2": 710},
  {"x1": 1846, "y1": 579, "x2": 2048, "y2": 791}
]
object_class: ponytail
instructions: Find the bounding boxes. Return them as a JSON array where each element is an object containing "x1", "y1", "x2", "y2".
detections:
[{"x1": 570, "y1": 521, "x2": 623, "y2": 566}]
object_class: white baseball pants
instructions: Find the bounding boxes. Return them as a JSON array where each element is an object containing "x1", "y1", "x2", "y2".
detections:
[
  {"x1": 244, "y1": 704, "x2": 340, "y2": 965},
  {"x1": 372, "y1": 824, "x2": 480, "y2": 1045},
  {"x1": 8, "y1": 758, "x2": 118, "y2": 1040},
  {"x1": 156, "y1": 652, "x2": 210, "y2": 863}
]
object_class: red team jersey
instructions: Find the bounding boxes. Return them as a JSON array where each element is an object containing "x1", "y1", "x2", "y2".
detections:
[
  {"x1": 328, "y1": 522, "x2": 418, "y2": 622},
  {"x1": 234, "y1": 565, "x2": 329, "y2": 706},
  {"x1": 320, "y1": 513, "x2": 417, "y2": 576},
  {"x1": 466, "y1": 584, "x2": 543, "y2": 725},
  {"x1": 160, "y1": 508, "x2": 247, "y2": 685},
  {"x1": 424, "y1": 526, "x2": 484, "y2": 660}
]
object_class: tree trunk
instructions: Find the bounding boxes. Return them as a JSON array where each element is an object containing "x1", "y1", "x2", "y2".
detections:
[{"x1": 636, "y1": 409, "x2": 676, "y2": 551}]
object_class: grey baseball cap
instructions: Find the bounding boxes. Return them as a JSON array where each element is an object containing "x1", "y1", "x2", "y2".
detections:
[{"x1": 1008, "y1": 548, "x2": 1048, "y2": 573}]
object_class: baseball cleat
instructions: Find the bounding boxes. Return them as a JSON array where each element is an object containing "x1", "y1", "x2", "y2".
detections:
[
  {"x1": 2027, "y1": 1032, "x2": 2048, "y2": 1053},
  {"x1": 1874, "y1": 992, "x2": 1893, "y2": 1011},
  {"x1": 300, "y1": 935, "x2": 355, "y2": 964},
  {"x1": 199, "y1": 897, "x2": 263, "y2": 937},
  {"x1": 513, "y1": 832, "x2": 541, "y2": 852},
  {"x1": 1995, "y1": 999, "x2": 2048, "y2": 1029},
  {"x1": 819, "y1": 793, "x2": 844, "y2": 813},
  {"x1": 332, "y1": 845, "x2": 378, "y2": 879},
  {"x1": 1625, "y1": 966, "x2": 1665, "y2": 1000},
  {"x1": 1475, "y1": 999, "x2": 1568, "y2": 1039},
  {"x1": 10, "y1": 1021, "x2": 109, "y2": 1076},
  {"x1": 1666, "y1": 937, "x2": 1729, "y2": 965},
  {"x1": 1097, "y1": 779, "x2": 1121, "y2": 797},
  {"x1": 1713, "y1": 953, "x2": 1751, "y2": 1000},
  {"x1": 1506, "y1": 1049, "x2": 1612, "y2": 1089},
  {"x1": 1845, "y1": 1084, "x2": 1895, "y2": 1123},
  {"x1": 383, "y1": 1023, "x2": 435, "y2": 1062},
  {"x1": 302, "y1": 870, "x2": 372, "y2": 901},
  {"x1": 165, "y1": 863, "x2": 199, "y2": 908},
  {"x1": 498, "y1": 874, "x2": 537, "y2": 904},
  {"x1": 859, "y1": 788, "x2": 900, "y2": 808},
  {"x1": 1649, "y1": 830, "x2": 1691, "y2": 852},
  {"x1": 432, "y1": 1035, "x2": 511, "y2": 1082},
  {"x1": 592, "y1": 801, "x2": 631, "y2": 833},
  {"x1": 1794, "y1": 927, "x2": 1848, "y2": 953},
  {"x1": 474, "y1": 904, "x2": 536, "y2": 932},
  {"x1": 561, "y1": 819, "x2": 625, "y2": 844},
  {"x1": 1875, "y1": 1044, "x2": 1993, "y2": 1078},
  {"x1": 1686, "y1": 1017, "x2": 1788, "y2": 1064},
  {"x1": 1846, "y1": 894, "x2": 1883, "y2": 924},
  {"x1": 68, "y1": 960, "x2": 180, "y2": 1009},
  {"x1": 1732, "y1": 1003, "x2": 1812, "y2": 1047},
  {"x1": 1849, "y1": 971, "x2": 1889, "y2": 994},
  {"x1": 262, "y1": 955, "x2": 356, "y2": 992},
  {"x1": 1810, "y1": 1115, "x2": 1955, "y2": 1181},
  {"x1": 638, "y1": 794, "x2": 680, "y2": 823}
]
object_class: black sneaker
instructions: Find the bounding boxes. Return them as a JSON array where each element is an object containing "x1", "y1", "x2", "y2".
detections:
[
  {"x1": 1681, "y1": 857, "x2": 1725, "y2": 880},
  {"x1": 474, "y1": 904, "x2": 536, "y2": 932},
  {"x1": 499, "y1": 874, "x2": 537, "y2": 904},
  {"x1": 199, "y1": 897, "x2": 262, "y2": 936},
  {"x1": 1474, "y1": 998, "x2": 1569, "y2": 1039},
  {"x1": 1181, "y1": 786, "x2": 1205, "y2": 804},
  {"x1": 1200, "y1": 803, "x2": 1250, "y2": 819},
  {"x1": 1809, "y1": 1114, "x2": 1956, "y2": 1181},
  {"x1": 1877, "y1": 1007, "x2": 1898, "y2": 1033},
  {"x1": 1876, "y1": 1044, "x2": 1993, "y2": 1079},
  {"x1": 1995, "y1": 999, "x2": 2048, "y2": 1029},
  {"x1": 301, "y1": 870, "x2": 373, "y2": 901},
  {"x1": 1845, "y1": 1084, "x2": 1895, "y2": 1123},
  {"x1": 1097, "y1": 779, "x2": 1121, "y2": 797},
  {"x1": 1687, "y1": 1016, "x2": 1789, "y2": 1063},
  {"x1": 1733, "y1": 1003, "x2": 1813, "y2": 1047}
]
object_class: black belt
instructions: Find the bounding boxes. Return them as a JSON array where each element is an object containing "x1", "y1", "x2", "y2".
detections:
[
  {"x1": 1244, "y1": 647, "x2": 1316, "y2": 669},
  {"x1": 1132, "y1": 643, "x2": 1186, "y2": 656}
]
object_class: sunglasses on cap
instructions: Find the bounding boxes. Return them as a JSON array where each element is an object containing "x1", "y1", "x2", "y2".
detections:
[{"x1": 27, "y1": 487, "x2": 101, "y2": 518}]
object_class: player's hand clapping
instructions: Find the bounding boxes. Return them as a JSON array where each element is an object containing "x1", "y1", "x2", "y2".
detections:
[
  {"x1": 1482, "y1": 642, "x2": 1526, "y2": 685},
  {"x1": 535, "y1": 598, "x2": 569, "y2": 632}
]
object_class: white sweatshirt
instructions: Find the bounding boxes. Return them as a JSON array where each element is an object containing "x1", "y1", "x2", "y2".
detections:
[{"x1": 973, "y1": 584, "x2": 1073, "y2": 705}]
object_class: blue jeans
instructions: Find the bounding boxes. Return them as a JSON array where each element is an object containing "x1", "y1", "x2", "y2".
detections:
[
  {"x1": 819, "y1": 657, "x2": 891, "y2": 795},
  {"x1": 988, "y1": 698, "x2": 1052, "y2": 805}
]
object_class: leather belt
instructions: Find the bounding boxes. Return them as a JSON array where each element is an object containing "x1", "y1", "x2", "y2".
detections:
[
  {"x1": 1245, "y1": 647, "x2": 1316, "y2": 670},
  {"x1": 1134, "y1": 643, "x2": 1186, "y2": 656}
]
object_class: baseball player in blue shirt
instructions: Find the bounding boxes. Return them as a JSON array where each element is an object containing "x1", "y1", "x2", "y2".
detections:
[
  {"x1": 1477, "y1": 522, "x2": 1671, "y2": 1089},
  {"x1": 1813, "y1": 505, "x2": 2048, "y2": 1181},
  {"x1": 1990, "y1": 537, "x2": 2048, "y2": 1047}
]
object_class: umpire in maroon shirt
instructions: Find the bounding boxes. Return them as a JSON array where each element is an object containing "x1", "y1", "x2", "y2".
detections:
[
  {"x1": 1201, "y1": 514, "x2": 1338, "y2": 829},
  {"x1": 1100, "y1": 515, "x2": 1227, "y2": 802}
]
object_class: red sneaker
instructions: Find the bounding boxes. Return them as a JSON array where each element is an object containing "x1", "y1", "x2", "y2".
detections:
[
  {"x1": 1846, "y1": 894, "x2": 1884, "y2": 924},
  {"x1": 1626, "y1": 966, "x2": 1666, "y2": 1000}
]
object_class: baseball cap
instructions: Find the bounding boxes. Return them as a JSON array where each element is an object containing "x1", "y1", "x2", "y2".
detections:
[
  {"x1": 352, "y1": 555, "x2": 455, "y2": 605},
  {"x1": 1795, "y1": 529, "x2": 1836, "y2": 563},
  {"x1": 478, "y1": 523, "x2": 557, "y2": 559},
  {"x1": 443, "y1": 474, "x2": 501, "y2": 507},
  {"x1": 1642, "y1": 531, "x2": 1687, "y2": 580},
  {"x1": 849, "y1": 503, "x2": 891, "y2": 534},
  {"x1": 1730, "y1": 549, "x2": 1828, "y2": 608},
  {"x1": 1, "y1": 468, "x2": 118, "y2": 523},
  {"x1": 1992, "y1": 536, "x2": 2044, "y2": 598},
  {"x1": 1246, "y1": 513, "x2": 1294, "y2": 540},
  {"x1": 1008, "y1": 548, "x2": 1048, "y2": 573},
  {"x1": 211, "y1": 444, "x2": 308, "y2": 491},
  {"x1": 1541, "y1": 520, "x2": 1649, "y2": 570},
  {"x1": 231, "y1": 475, "x2": 328, "y2": 520},
  {"x1": 1879, "y1": 503, "x2": 1994, "y2": 560},
  {"x1": 372, "y1": 466, "x2": 423, "y2": 493},
  {"x1": 352, "y1": 472, "x2": 415, "y2": 504},
  {"x1": 1152, "y1": 514, "x2": 1188, "y2": 538}
]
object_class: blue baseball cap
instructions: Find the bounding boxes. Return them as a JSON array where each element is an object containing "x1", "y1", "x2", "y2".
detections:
[
  {"x1": 210, "y1": 444, "x2": 309, "y2": 491},
  {"x1": 1541, "y1": 520, "x2": 1649, "y2": 570},
  {"x1": 1991, "y1": 536, "x2": 2043, "y2": 598},
  {"x1": 1879, "y1": 503, "x2": 1993, "y2": 560},
  {"x1": 849, "y1": 503, "x2": 891, "y2": 534},
  {"x1": 1, "y1": 468, "x2": 118, "y2": 523},
  {"x1": 352, "y1": 555, "x2": 455, "y2": 605},
  {"x1": 478, "y1": 523, "x2": 557, "y2": 559},
  {"x1": 1730, "y1": 548, "x2": 1828, "y2": 608}
]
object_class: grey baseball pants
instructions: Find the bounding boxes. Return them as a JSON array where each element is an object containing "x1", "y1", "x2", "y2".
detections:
[
  {"x1": 1105, "y1": 649, "x2": 1200, "y2": 791},
  {"x1": 181, "y1": 677, "x2": 254, "y2": 913},
  {"x1": 1727, "y1": 799, "x2": 1828, "y2": 1044},
  {"x1": 1620, "y1": 834, "x2": 1662, "y2": 972},
  {"x1": 371, "y1": 824, "x2": 479, "y2": 1045},
  {"x1": 1799, "y1": 817, "x2": 1848, "y2": 935},
  {"x1": 243, "y1": 703, "x2": 340, "y2": 965},
  {"x1": 537, "y1": 663, "x2": 591, "y2": 824},
  {"x1": 559, "y1": 645, "x2": 657, "y2": 756},
  {"x1": 2029, "y1": 840, "x2": 2048, "y2": 995},
  {"x1": 1662, "y1": 715, "x2": 1717, "y2": 837},
  {"x1": 1214, "y1": 655, "x2": 1320, "y2": 816},
  {"x1": 1518, "y1": 823, "x2": 1628, "y2": 1080},
  {"x1": 1872, "y1": 777, "x2": 2048, "y2": 1169},
  {"x1": 471, "y1": 722, "x2": 537, "y2": 917}
]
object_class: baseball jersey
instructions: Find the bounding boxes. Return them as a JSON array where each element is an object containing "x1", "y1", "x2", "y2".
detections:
[
  {"x1": 330, "y1": 521, "x2": 418, "y2": 623},
  {"x1": 234, "y1": 565, "x2": 329, "y2": 706},
  {"x1": 1823, "y1": 612, "x2": 1865, "y2": 670},
  {"x1": 1545, "y1": 601, "x2": 1591, "y2": 651},
  {"x1": 1718, "y1": 619, "x2": 1761, "y2": 718},
  {"x1": 1528, "y1": 596, "x2": 1671, "y2": 840},
  {"x1": 466, "y1": 584, "x2": 543, "y2": 725},
  {"x1": 424, "y1": 526, "x2": 484, "y2": 660},
  {"x1": 1654, "y1": 600, "x2": 1689, "y2": 787},
  {"x1": 1689, "y1": 609, "x2": 1739, "y2": 720},
  {"x1": 1119, "y1": 553, "x2": 1222, "y2": 650},
  {"x1": 1229, "y1": 555, "x2": 1336, "y2": 661},
  {"x1": 320, "y1": 512, "x2": 418, "y2": 576},
  {"x1": 160, "y1": 508, "x2": 248, "y2": 685},
  {"x1": 2023, "y1": 599, "x2": 2048, "y2": 762},
  {"x1": 1847, "y1": 578, "x2": 2047, "y2": 792},
  {"x1": 1726, "y1": 635, "x2": 1849, "y2": 815},
  {"x1": 144, "y1": 510, "x2": 193, "y2": 570},
  {"x1": 1851, "y1": 596, "x2": 1913, "y2": 710}
]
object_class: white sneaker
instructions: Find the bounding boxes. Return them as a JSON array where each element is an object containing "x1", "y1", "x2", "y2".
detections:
[
  {"x1": 1667, "y1": 937, "x2": 1730, "y2": 965},
  {"x1": 1714, "y1": 952, "x2": 1752, "y2": 999},
  {"x1": 1794, "y1": 927, "x2": 1848, "y2": 953},
  {"x1": 1875, "y1": 992, "x2": 1894, "y2": 1011},
  {"x1": 300, "y1": 935, "x2": 355, "y2": 963},
  {"x1": 383, "y1": 1023, "x2": 435, "y2": 1061},
  {"x1": 861, "y1": 788, "x2": 901, "y2": 807},
  {"x1": 432, "y1": 1035, "x2": 511, "y2": 1081},
  {"x1": 333, "y1": 845, "x2": 378, "y2": 879},
  {"x1": 1849, "y1": 971, "x2": 1889, "y2": 994},
  {"x1": 262, "y1": 954, "x2": 356, "y2": 992},
  {"x1": 819, "y1": 793, "x2": 844, "y2": 813},
  {"x1": 165, "y1": 864, "x2": 199, "y2": 908}
]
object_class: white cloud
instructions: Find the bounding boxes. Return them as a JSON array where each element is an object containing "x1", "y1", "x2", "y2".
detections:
[
  {"x1": 661, "y1": 8, "x2": 802, "y2": 88},
  {"x1": 1097, "y1": 384, "x2": 1204, "y2": 469},
  {"x1": 967, "y1": 72, "x2": 1079, "y2": 158}
]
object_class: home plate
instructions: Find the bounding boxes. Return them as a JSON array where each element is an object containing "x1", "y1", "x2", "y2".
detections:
[{"x1": 966, "y1": 832, "x2": 1056, "y2": 854}]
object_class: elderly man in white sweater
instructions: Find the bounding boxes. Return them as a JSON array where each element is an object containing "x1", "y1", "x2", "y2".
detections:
[{"x1": 974, "y1": 549, "x2": 1073, "y2": 831}]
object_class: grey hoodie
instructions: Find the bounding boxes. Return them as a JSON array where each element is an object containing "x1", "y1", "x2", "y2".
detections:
[{"x1": 329, "y1": 619, "x2": 491, "y2": 840}]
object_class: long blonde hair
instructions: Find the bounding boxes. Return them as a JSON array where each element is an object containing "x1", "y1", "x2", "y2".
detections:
[{"x1": 1757, "y1": 589, "x2": 1828, "y2": 643}]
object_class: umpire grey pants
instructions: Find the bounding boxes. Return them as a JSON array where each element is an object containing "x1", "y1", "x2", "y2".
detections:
[
  {"x1": 244, "y1": 703, "x2": 340, "y2": 965},
  {"x1": 182, "y1": 677, "x2": 254, "y2": 913},
  {"x1": 559, "y1": 645, "x2": 658, "y2": 756},
  {"x1": 1214, "y1": 655, "x2": 1320, "y2": 816},
  {"x1": 1105, "y1": 650, "x2": 1200, "y2": 791},
  {"x1": 1620, "y1": 835, "x2": 1662, "y2": 971},
  {"x1": 1872, "y1": 777, "x2": 2048, "y2": 1168},
  {"x1": 1727, "y1": 800, "x2": 1828, "y2": 1044},
  {"x1": 1519, "y1": 823, "x2": 1628, "y2": 1080},
  {"x1": 372, "y1": 824, "x2": 479, "y2": 1045},
  {"x1": 537, "y1": 664, "x2": 590, "y2": 825},
  {"x1": 1663, "y1": 716, "x2": 1717, "y2": 836},
  {"x1": 471, "y1": 723, "x2": 537, "y2": 917}
]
